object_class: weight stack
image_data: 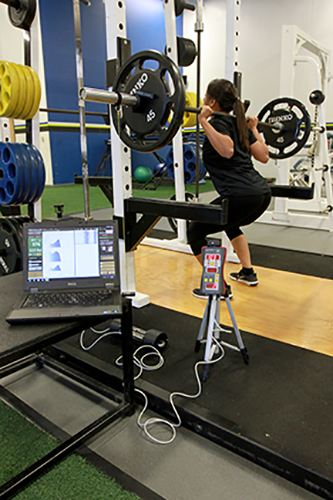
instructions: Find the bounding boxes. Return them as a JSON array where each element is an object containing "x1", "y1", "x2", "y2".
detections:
[
  {"x1": 0, "y1": 142, "x2": 46, "y2": 206},
  {"x1": 0, "y1": 60, "x2": 41, "y2": 120},
  {"x1": 166, "y1": 142, "x2": 206, "y2": 184},
  {"x1": 0, "y1": 216, "x2": 31, "y2": 275}
]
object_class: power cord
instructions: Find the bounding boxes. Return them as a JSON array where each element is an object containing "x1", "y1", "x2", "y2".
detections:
[
  {"x1": 135, "y1": 336, "x2": 225, "y2": 445},
  {"x1": 79, "y1": 324, "x2": 226, "y2": 445},
  {"x1": 80, "y1": 326, "x2": 121, "y2": 351}
]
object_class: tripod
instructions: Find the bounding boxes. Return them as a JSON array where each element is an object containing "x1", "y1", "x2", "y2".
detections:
[{"x1": 194, "y1": 246, "x2": 249, "y2": 381}]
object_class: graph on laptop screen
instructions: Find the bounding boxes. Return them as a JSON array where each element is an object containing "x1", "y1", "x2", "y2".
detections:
[{"x1": 26, "y1": 225, "x2": 116, "y2": 283}]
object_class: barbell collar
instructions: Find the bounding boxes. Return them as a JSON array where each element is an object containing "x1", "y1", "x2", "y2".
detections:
[
  {"x1": 311, "y1": 125, "x2": 326, "y2": 134},
  {"x1": 80, "y1": 87, "x2": 139, "y2": 107}
]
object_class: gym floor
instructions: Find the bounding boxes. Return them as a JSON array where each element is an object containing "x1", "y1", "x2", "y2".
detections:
[{"x1": 2, "y1": 200, "x2": 333, "y2": 499}]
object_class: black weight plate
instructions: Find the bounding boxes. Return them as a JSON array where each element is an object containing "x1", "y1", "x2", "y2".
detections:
[
  {"x1": 257, "y1": 97, "x2": 311, "y2": 159},
  {"x1": 122, "y1": 69, "x2": 171, "y2": 136},
  {"x1": 11, "y1": 216, "x2": 31, "y2": 245},
  {"x1": 0, "y1": 218, "x2": 23, "y2": 275},
  {"x1": 111, "y1": 50, "x2": 186, "y2": 153},
  {"x1": 7, "y1": 217, "x2": 23, "y2": 252},
  {"x1": 8, "y1": 0, "x2": 36, "y2": 30}
]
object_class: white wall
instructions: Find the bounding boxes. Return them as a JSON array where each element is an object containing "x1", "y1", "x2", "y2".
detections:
[
  {"x1": 184, "y1": 0, "x2": 333, "y2": 176},
  {"x1": 184, "y1": 0, "x2": 333, "y2": 114},
  {"x1": 240, "y1": 0, "x2": 333, "y2": 118}
]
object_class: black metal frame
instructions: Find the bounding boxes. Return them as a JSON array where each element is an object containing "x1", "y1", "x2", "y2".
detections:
[
  {"x1": 270, "y1": 183, "x2": 314, "y2": 199},
  {"x1": 123, "y1": 197, "x2": 228, "y2": 251},
  {"x1": 0, "y1": 385, "x2": 164, "y2": 500},
  {"x1": 0, "y1": 297, "x2": 135, "y2": 499}
]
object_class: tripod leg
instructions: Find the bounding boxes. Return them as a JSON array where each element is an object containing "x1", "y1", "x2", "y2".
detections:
[
  {"x1": 203, "y1": 296, "x2": 217, "y2": 363},
  {"x1": 195, "y1": 296, "x2": 211, "y2": 352},
  {"x1": 212, "y1": 295, "x2": 221, "y2": 355},
  {"x1": 201, "y1": 297, "x2": 218, "y2": 382},
  {"x1": 225, "y1": 297, "x2": 249, "y2": 365}
]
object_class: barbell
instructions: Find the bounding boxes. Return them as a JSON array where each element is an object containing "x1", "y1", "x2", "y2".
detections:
[{"x1": 80, "y1": 50, "x2": 312, "y2": 159}]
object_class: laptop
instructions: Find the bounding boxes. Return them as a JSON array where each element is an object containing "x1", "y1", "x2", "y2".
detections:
[{"x1": 6, "y1": 219, "x2": 122, "y2": 324}]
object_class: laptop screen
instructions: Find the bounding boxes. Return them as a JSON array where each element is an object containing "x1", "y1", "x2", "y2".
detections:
[{"x1": 22, "y1": 219, "x2": 120, "y2": 291}]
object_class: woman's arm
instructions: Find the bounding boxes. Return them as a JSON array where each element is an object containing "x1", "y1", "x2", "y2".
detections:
[
  {"x1": 199, "y1": 105, "x2": 234, "y2": 159},
  {"x1": 247, "y1": 116, "x2": 270, "y2": 163}
]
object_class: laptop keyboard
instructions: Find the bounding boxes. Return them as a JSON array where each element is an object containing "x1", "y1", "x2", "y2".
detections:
[{"x1": 23, "y1": 290, "x2": 114, "y2": 308}]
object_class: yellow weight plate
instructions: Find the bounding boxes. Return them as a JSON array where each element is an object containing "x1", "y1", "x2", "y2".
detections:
[
  {"x1": 10, "y1": 63, "x2": 27, "y2": 119},
  {"x1": 0, "y1": 60, "x2": 20, "y2": 117},
  {"x1": 182, "y1": 92, "x2": 198, "y2": 128},
  {"x1": 24, "y1": 66, "x2": 41, "y2": 120},
  {"x1": 20, "y1": 65, "x2": 35, "y2": 119}
]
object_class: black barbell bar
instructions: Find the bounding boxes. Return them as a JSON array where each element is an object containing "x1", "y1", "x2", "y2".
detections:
[
  {"x1": 81, "y1": 87, "x2": 284, "y2": 132},
  {"x1": 184, "y1": 105, "x2": 284, "y2": 131}
]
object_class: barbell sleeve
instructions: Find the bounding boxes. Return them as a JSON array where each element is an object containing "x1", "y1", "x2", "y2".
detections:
[{"x1": 80, "y1": 87, "x2": 139, "y2": 107}]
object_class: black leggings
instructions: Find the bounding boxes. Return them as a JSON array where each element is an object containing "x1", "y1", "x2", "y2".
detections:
[{"x1": 187, "y1": 193, "x2": 271, "y2": 256}]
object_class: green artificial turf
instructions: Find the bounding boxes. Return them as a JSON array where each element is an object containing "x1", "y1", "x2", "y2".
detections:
[{"x1": 0, "y1": 399, "x2": 141, "y2": 500}]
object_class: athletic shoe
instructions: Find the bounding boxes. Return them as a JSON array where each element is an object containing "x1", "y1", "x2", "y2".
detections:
[
  {"x1": 229, "y1": 269, "x2": 259, "y2": 286},
  {"x1": 192, "y1": 283, "x2": 233, "y2": 300}
]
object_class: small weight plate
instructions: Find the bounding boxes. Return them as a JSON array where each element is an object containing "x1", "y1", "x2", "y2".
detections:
[
  {"x1": 20, "y1": 65, "x2": 35, "y2": 119},
  {"x1": 23, "y1": 66, "x2": 41, "y2": 120},
  {"x1": 25, "y1": 143, "x2": 46, "y2": 202},
  {"x1": 8, "y1": 0, "x2": 36, "y2": 31},
  {"x1": 10, "y1": 63, "x2": 27, "y2": 119},
  {"x1": 0, "y1": 142, "x2": 25, "y2": 205},
  {"x1": 0, "y1": 61, "x2": 20, "y2": 117},
  {"x1": 309, "y1": 89, "x2": 325, "y2": 106}
]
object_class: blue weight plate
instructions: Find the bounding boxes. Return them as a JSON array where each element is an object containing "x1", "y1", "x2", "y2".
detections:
[
  {"x1": 17, "y1": 143, "x2": 39, "y2": 202},
  {"x1": 165, "y1": 149, "x2": 175, "y2": 181},
  {"x1": 25, "y1": 144, "x2": 46, "y2": 202},
  {"x1": 0, "y1": 142, "x2": 25, "y2": 205},
  {"x1": 10, "y1": 143, "x2": 33, "y2": 204}
]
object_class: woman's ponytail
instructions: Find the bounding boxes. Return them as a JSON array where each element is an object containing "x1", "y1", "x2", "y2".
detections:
[
  {"x1": 206, "y1": 79, "x2": 250, "y2": 152},
  {"x1": 233, "y1": 98, "x2": 249, "y2": 152}
]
